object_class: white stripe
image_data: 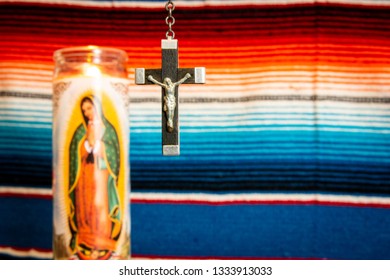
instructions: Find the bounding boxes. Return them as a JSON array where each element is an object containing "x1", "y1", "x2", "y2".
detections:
[
  {"x1": 0, "y1": 111, "x2": 52, "y2": 117},
  {"x1": 0, "y1": 123, "x2": 51, "y2": 129},
  {"x1": 131, "y1": 103, "x2": 390, "y2": 115},
  {"x1": 2, "y1": 99, "x2": 389, "y2": 117},
  {"x1": 129, "y1": 120, "x2": 390, "y2": 128},
  {"x1": 131, "y1": 127, "x2": 390, "y2": 134},
  {"x1": 5, "y1": 71, "x2": 390, "y2": 90},
  {"x1": 2, "y1": 71, "x2": 390, "y2": 98},
  {"x1": 0, "y1": 98, "x2": 51, "y2": 107},
  {"x1": 132, "y1": 84, "x2": 390, "y2": 98},
  {"x1": 0, "y1": 187, "x2": 52, "y2": 196},
  {"x1": 130, "y1": 114, "x2": 390, "y2": 123},
  {"x1": 1, "y1": 186, "x2": 389, "y2": 206},
  {"x1": 3, "y1": 80, "x2": 390, "y2": 99},
  {"x1": 0, "y1": 246, "x2": 52, "y2": 259},
  {"x1": 3, "y1": 104, "x2": 384, "y2": 132},
  {"x1": 2, "y1": 107, "x2": 390, "y2": 123},
  {"x1": 1, "y1": 83, "x2": 51, "y2": 89},
  {"x1": 2, "y1": 117, "x2": 389, "y2": 129}
]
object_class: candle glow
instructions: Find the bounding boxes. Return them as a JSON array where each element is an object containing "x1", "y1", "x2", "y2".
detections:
[{"x1": 83, "y1": 64, "x2": 102, "y2": 77}]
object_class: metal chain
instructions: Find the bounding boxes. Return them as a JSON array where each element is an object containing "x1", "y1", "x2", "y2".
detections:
[{"x1": 165, "y1": 0, "x2": 175, "y2": 39}]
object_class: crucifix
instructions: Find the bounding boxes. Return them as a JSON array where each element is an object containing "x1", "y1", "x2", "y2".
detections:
[{"x1": 135, "y1": 1, "x2": 206, "y2": 156}]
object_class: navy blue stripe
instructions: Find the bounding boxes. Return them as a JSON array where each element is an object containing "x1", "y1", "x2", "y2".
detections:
[
  {"x1": 129, "y1": 183, "x2": 390, "y2": 194},
  {"x1": 0, "y1": 197, "x2": 52, "y2": 250},
  {"x1": 1, "y1": 145, "x2": 389, "y2": 161},
  {"x1": 2, "y1": 142, "x2": 390, "y2": 155},
  {"x1": 2, "y1": 165, "x2": 389, "y2": 183},
  {"x1": 2, "y1": 126, "x2": 390, "y2": 142},
  {"x1": 132, "y1": 203, "x2": 390, "y2": 259},
  {"x1": 1, "y1": 197, "x2": 390, "y2": 259},
  {"x1": 3, "y1": 156, "x2": 390, "y2": 174},
  {"x1": 0, "y1": 254, "x2": 44, "y2": 260}
]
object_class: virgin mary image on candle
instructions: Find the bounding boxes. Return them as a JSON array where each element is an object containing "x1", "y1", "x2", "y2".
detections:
[{"x1": 67, "y1": 95, "x2": 121, "y2": 260}]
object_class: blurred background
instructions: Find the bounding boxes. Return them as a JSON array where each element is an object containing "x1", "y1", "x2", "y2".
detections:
[{"x1": 0, "y1": 0, "x2": 390, "y2": 259}]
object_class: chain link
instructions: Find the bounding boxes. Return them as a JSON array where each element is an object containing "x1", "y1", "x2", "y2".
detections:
[{"x1": 165, "y1": 1, "x2": 175, "y2": 38}]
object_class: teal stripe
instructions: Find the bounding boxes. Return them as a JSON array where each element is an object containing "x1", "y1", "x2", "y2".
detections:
[
  {"x1": 129, "y1": 154, "x2": 390, "y2": 163},
  {"x1": 2, "y1": 141, "x2": 389, "y2": 153},
  {"x1": 1, "y1": 145, "x2": 387, "y2": 158},
  {"x1": 0, "y1": 144, "x2": 51, "y2": 152},
  {"x1": 1, "y1": 126, "x2": 389, "y2": 141},
  {"x1": 1, "y1": 148, "x2": 389, "y2": 163}
]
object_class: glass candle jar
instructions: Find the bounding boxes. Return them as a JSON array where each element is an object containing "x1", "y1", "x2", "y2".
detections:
[{"x1": 52, "y1": 46, "x2": 130, "y2": 260}]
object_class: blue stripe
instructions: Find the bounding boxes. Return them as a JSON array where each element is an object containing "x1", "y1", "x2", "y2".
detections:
[
  {"x1": 2, "y1": 130, "x2": 389, "y2": 148},
  {"x1": 2, "y1": 143, "x2": 389, "y2": 158},
  {"x1": 0, "y1": 253, "x2": 43, "y2": 260},
  {"x1": 0, "y1": 197, "x2": 52, "y2": 250},
  {"x1": 132, "y1": 203, "x2": 390, "y2": 259},
  {"x1": 2, "y1": 155, "x2": 390, "y2": 173},
  {"x1": 3, "y1": 150, "x2": 388, "y2": 164},
  {"x1": 2, "y1": 171, "x2": 389, "y2": 187},
  {"x1": 1, "y1": 134, "x2": 389, "y2": 152},
  {"x1": 131, "y1": 162, "x2": 390, "y2": 173},
  {"x1": 1, "y1": 125, "x2": 390, "y2": 140},
  {"x1": 1, "y1": 197, "x2": 390, "y2": 259},
  {"x1": 2, "y1": 142, "x2": 389, "y2": 157}
]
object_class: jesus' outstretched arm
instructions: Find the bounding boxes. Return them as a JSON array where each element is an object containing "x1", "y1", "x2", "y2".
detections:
[
  {"x1": 147, "y1": 75, "x2": 166, "y2": 88},
  {"x1": 173, "y1": 73, "x2": 191, "y2": 87}
]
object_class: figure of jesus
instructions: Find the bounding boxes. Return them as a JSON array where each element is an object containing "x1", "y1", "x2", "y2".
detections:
[{"x1": 147, "y1": 73, "x2": 191, "y2": 132}]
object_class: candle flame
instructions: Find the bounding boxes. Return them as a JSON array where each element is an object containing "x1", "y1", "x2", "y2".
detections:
[{"x1": 83, "y1": 65, "x2": 101, "y2": 77}]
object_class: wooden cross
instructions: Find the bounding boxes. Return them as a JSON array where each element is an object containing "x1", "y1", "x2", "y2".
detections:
[{"x1": 135, "y1": 38, "x2": 206, "y2": 156}]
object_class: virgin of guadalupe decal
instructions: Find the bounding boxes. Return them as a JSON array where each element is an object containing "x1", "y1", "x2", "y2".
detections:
[{"x1": 68, "y1": 95, "x2": 122, "y2": 260}]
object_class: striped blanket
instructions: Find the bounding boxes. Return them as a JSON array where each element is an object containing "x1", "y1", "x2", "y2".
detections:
[{"x1": 0, "y1": 0, "x2": 390, "y2": 259}]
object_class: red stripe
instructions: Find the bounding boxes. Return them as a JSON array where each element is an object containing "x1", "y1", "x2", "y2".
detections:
[
  {"x1": 131, "y1": 198, "x2": 390, "y2": 209},
  {"x1": 1, "y1": 192, "x2": 390, "y2": 209},
  {"x1": 3, "y1": 16, "x2": 389, "y2": 31},
  {"x1": 1, "y1": 1, "x2": 390, "y2": 11},
  {"x1": 131, "y1": 253, "x2": 324, "y2": 260},
  {"x1": 0, "y1": 246, "x2": 322, "y2": 260},
  {"x1": 0, "y1": 192, "x2": 52, "y2": 200}
]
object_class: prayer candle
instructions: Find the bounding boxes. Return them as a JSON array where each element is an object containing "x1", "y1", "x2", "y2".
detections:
[{"x1": 52, "y1": 46, "x2": 130, "y2": 260}]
